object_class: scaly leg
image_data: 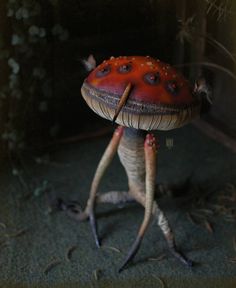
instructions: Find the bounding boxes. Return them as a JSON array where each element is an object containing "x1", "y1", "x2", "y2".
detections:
[
  {"x1": 58, "y1": 190, "x2": 134, "y2": 221},
  {"x1": 154, "y1": 208, "x2": 192, "y2": 267},
  {"x1": 119, "y1": 193, "x2": 192, "y2": 271},
  {"x1": 54, "y1": 127, "x2": 126, "y2": 244},
  {"x1": 132, "y1": 189, "x2": 193, "y2": 267},
  {"x1": 119, "y1": 133, "x2": 156, "y2": 272},
  {"x1": 85, "y1": 126, "x2": 124, "y2": 247},
  {"x1": 97, "y1": 191, "x2": 134, "y2": 205}
]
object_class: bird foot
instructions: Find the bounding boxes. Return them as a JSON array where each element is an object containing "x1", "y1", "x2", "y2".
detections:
[{"x1": 56, "y1": 198, "x2": 89, "y2": 221}]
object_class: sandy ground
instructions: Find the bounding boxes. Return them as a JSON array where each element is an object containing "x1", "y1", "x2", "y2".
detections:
[{"x1": 0, "y1": 124, "x2": 236, "y2": 287}]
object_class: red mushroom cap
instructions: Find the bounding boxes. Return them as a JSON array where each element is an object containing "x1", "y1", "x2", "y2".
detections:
[{"x1": 81, "y1": 56, "x2": 201, "y2": 130}]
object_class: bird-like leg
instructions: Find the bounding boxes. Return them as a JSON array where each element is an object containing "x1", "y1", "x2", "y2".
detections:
[
  {"x1": 124, "y1": 186, "x2": 192, "y2": 269},
  {"x1": 119, "y1": 133, "x2": 157, "y2": 272},
  {"x1": 84, "y1": 125, "x2": 124, "y2": 247},
  {"x1": 97, "y1": 191, "x2": 134, "y2": 205},
  {"x1": 58, "y1": 191, "x2": 134, "y2": 221},
  {"x1": 154, "y1": 204, "x2": 192, "y2": 267},
  {"x1": 120, "y1": 190, "x2": 192, "y2": 270}
]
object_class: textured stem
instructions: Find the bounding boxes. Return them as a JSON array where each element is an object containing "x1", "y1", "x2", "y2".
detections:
[
  {"x1": 118, "y1": 132, "x2": 157, "y2": 272},
  {"x1": 118, "y1": 129, "x2": 171, "y2": 236},
  {"x1": 118, "y1": 128, "x2": 146, "y2": 195}
]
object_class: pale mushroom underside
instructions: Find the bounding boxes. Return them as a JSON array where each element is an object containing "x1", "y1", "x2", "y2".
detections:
[{"x1": 81, "y1": 82, "x2": 201, "y2": 131}]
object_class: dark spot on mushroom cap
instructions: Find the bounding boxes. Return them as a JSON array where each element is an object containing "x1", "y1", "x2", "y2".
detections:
[
  {"x1": 143, "y1": 72, "x2": 160, "y2": 85},
  {"x1": 118, "y1": 63, "x2": 132, "y2": 73},
  {"x1": 82, "y1": 56, "x2": 201, "y2": 131},
  {"x1": 165, "y1": 81, "x2": 179, "y2": 95},
  {"x1": 96, "y1": 65, "x2": 111, "y2": 77}
]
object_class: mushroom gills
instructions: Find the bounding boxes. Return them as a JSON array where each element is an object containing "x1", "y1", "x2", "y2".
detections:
[{"x1": 81, "y1": 83, "x2": 200, "y2": 131}]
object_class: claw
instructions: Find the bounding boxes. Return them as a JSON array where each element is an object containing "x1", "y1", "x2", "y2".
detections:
[
  {"x1": 57, "y1": 198, "x2": 88, "y2": 221},
  {"x1": 89, "y1": 211, "x2": 101, "y2": 248},
  {"x1": 57, "y1": 198, "x2": 82, "y2": 213},
  {"x1": 118, "y1": 236, "x2": 142, "y2": 273},
  {"x1": 169, "y1": 246, "x2": 193, "y2": 267}
]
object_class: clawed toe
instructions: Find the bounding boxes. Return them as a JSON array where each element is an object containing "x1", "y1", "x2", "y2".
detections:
[
  {"x1": 89, "y1": 211, "x2": 101, "y2": 248},
  {"x1": 169, "y1": 246, "x2": 193, "y2": 267},
  {"x1": 56, "y1": 198, "x2": 88, "y2": 221},
  {"x1": 118, "y1": 236, "x2": 142, "y2": 273}
]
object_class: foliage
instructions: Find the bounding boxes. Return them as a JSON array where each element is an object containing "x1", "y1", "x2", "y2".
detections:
[
  {"x1": 0, "y1": 0, "x2": 69, "y2": 154},
  {"x1": 176, "y1": 1, "x2": 236, "y2": 79},
  {"x1": 204, "y1": 0, "x2": 235, "y2": 21}
]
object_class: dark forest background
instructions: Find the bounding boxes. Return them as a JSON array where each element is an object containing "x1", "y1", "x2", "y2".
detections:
[{"x1": 0, "y1": 0, "x2": 235, "y2": 159}]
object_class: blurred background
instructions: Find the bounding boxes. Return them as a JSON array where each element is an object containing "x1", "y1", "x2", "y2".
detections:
[{"x1": 0, "y1": 0, "x2": 235, "y2": 159}]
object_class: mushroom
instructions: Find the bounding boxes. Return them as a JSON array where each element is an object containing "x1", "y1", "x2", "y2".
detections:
[{"x1": 78, "y1": 56, "x2": 203, "y2": 271}]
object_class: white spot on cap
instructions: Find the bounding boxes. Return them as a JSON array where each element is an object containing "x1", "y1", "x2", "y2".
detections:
[
  {"x1": 146, "y1": 61, "x2": 153, "y2": 66},
  {"x1": 110, "y1": 56, "x2": 115, "y2": 60}
]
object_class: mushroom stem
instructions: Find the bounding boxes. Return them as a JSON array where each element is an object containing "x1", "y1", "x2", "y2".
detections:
[
  {"x1": 119, "y1": 133, "x2": 157, "y2": 272},
  {"x1": 117, "y1": 128, "x2": 192, "y2": 271},
  {"x1": 112, "y1": 82, "x2": 132, "y2": 124}
]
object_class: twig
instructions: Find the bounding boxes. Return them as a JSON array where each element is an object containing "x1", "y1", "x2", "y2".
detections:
[
  {"x1": 204, "y1": 33, "x2": 236, "y2": 64},
  {"x1": 186, "y1": 212, "x2": 200, "y2": 226},
  {"x1": 0, "y1": 241, "x2": 9, "y2": 249},
  {"x1": 194, "y1": 208, "x2": 214, "y2": 216},
  {"x1": 65, "y1": 245, "x2": 77, "y2": 261},
  {"x1": 184, "y1": 28, "x2": 236, "y2": 64},
  {"x1": 43, "y1": 258, "x2": 62, "y2": 274},
  {"x1": 148, "y1": 254, "x2": 166, "y2": 262},
  {"x1": 5, "y1": 228, "x2": 28, "y2": 238},
  {"x1": 152, "y1": 275, "x2": 165, "y2": 288},
  {"x1": 191, "y1": 211, "x2": 207, "y2": 220},
  {"x1": 224, "y1": 216, "x2": 236, "y2": 222},
  {"x1": 102, "y1": 245, "x2": 121, "y2": 253},
  {"x1": 174, "y1": 62, "x2": 236, "y2": 81},
  {"x1": 204, "y1": 0, "x2": 236, "y2": 17},
  {"x1": 228, "y1": 257, "x2": 236, "y2": 263},
  {"x1": 93, "y1": 268, "x2": 102, "y2": 281},
  {"x1": 46, "y1": 127, "x2": 113, "y2": 148},
  {"x1": 192, "y1": 118, "x2": 236, "y2": 154},
  {"x1": 225, "y1": 183, "x2": 236, "y2": 194},
  {"x1": 0, "y1": 222, "x2": 6, "y2": 229},
  {"x1": 204, "y1": 220, "x2": 214, "y2": 234}
]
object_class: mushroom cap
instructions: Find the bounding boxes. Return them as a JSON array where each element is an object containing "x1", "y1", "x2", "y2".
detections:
[{"x1": 81, "y1": 56, "x2": 201, "y2": 131}]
